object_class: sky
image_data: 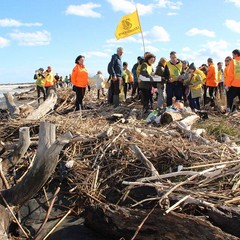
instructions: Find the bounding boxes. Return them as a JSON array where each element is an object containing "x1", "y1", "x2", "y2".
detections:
[{"x1": 0, "y1": 0, "x2": 240, "y2": 84}]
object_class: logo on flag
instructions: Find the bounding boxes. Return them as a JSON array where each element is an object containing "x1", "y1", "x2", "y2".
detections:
[{"x1": 115, "y1": 10, "x2": 142, "y2": 40}]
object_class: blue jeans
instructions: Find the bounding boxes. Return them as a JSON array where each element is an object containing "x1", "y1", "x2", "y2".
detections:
[{"x1": 188, "y1": 92, "x2": 200, "y2": 110}]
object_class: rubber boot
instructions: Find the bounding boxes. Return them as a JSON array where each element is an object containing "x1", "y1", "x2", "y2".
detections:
[{"x1": 113, "y1": 95, "x2": 119, "y2": 108}]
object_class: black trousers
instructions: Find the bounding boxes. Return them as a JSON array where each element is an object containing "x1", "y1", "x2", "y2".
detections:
[
  {"x1": 141, "y1": 88, "x2": 152, "y2": 112},
  {"x1": 203, "y1": 85, "x2": 217, "y2": 106},
  {"x1": 75, "y1": 87, "x2": 86, "y2": 110},
  {"x1": 227, "y1": 86, "x2": 240, "y2": 112},
  {"x1": 36, "y1": 86, "x2": 46, "y2": 103}
]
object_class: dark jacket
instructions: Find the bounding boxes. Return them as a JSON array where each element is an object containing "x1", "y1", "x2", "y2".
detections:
[
  {"x1": 108, "y1": 54, "x2": 123, "y2": 77},
  {"x1": 132, "y1": 62, "x2": 138, "y2": 83}
]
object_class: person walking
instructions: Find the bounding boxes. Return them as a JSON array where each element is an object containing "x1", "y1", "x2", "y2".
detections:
[
  {"x1": 35, "y1": 68, "x2": 46, "y2": 104},
  {"x1": 93, "y1": 70, "x2": 105, "y2": 99},
  {"x1": 224, "y1": 49, "x2": 240, "y2": 112},
  {"x1": 108, "y1": 47, "x2": 124, "y2": 107},
  {"x1": 44, "y1": 66, "x2": 55, "y2": 97},
  {"x1": 71, "y1": 55, "x2": 89, "y2": 111}
]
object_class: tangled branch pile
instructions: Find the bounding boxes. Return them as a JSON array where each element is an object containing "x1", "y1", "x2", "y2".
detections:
[{"x1": 1, "y1": 87, "x2": 240, "y2": 239}]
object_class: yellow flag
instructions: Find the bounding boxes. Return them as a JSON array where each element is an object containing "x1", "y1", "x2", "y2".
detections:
[{"x1": 115, "y1": 10, "x2": 142, "y2": 40}]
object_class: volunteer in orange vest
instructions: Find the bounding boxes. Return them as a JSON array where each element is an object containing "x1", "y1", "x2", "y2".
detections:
[
  {"x1": 71, "y1": 55, "x2": 89, "y2": 111},
  {"x1": 204, "y1": 58, "x2": 218, "y2": 106},
  {"x1": 224, "y1": 49, "x2": 240, "y2": 112},
  {"x1": 44, "y1": 66, "x2": 55, "y2": 97}
]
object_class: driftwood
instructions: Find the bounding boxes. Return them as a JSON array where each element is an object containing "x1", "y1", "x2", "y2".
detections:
[
  {"x1": 3, "y1": 92, "x2": 20, "y2": 118},
  {"x1": 0, "y1": 122, "x2": 72, "y2": 238},
  {"x1": 160, "y1": 109, "x2": 195, "y2": 125},
  {"x1": 174, "y1": 114, "x2": 211, "y2": 145},
  {"x1": 26, "y1": 91, "x2": 57, "y2": 120},
  {"x1": 84, "y1": 204, "x2": 239, "y2": 240},
  {"x1": 5, "y1": 127, "x2": 31, "y2": 166}
]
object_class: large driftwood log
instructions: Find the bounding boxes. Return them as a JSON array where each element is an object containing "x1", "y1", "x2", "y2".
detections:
[
  {"x1": 26, "y1": 92, "x2": 57, "y2": 120},
  {"x1": 160, "y1": 109, "x2": 195, "y2": 125},
  {"x1": 84, "y1": 204, "x2": 238, "y2": 240},
  {"x1": 3, "y1": 92, "x2": 20, "y2": 118},
  {"x1": 0, "y1": 122, "x2": 72, "y2": 238}
]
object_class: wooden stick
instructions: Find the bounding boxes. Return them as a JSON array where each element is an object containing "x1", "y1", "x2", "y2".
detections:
[
  {"x1": 131, "y1": 203, "x2": 158, "y2": 240},
  {"x1": 42, "y1": 209, "x2": 72, "y2": 240},
  {"x1": 0, "y1": 161, "x2": 9, "y2": 189},
  {"x1": 34, "y1": 187, "x2": 60, "y2": 240},
  {"x1": 165, "y1": 195, "x2": 190, "y2": 214},
  {"x1": 0, "y1": 192, "x2": 29, "y2": 239},
  {"x1": 183, "y1": 159, "x2": 240, "y2": 170}
]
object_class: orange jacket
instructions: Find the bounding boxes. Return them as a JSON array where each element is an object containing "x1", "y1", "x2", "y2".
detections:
[
  {"x1": 44, "y1": 71, "x2": 54, "y2": 87},
  {"x1": 71, "y1": 64, "x2": 89, "y2": 87},
  {"x1": 225, "y1": 57, "x2": 240, "y2": 87},
  {"x1": 206, "y1": 63, "x2": 217, "y2": 87},
  {"x1": 224, "y1": 65, "x2": 230, "y2": 86}
]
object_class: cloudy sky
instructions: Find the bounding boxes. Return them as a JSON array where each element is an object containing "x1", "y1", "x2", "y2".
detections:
[{"x1": 0, "y1": 0, "x2": 240, "y2": 84}]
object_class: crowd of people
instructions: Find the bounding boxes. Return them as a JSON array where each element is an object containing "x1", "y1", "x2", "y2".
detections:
[
  {"x1": 34, "y1": 48, "x2": 240, "y2": 115},
  {"x1": 34, "y1": 67, "x2": 71, "y2": 104},
  {"x1": 105, "y1": 47, "x2": 240, "y2": 114}
]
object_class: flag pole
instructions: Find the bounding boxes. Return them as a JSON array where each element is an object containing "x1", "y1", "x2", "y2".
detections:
[{"x1": 135, "y1": 5, "x2": 145, "y2": 54}]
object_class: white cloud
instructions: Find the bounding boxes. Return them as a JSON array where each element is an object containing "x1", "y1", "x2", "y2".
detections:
[
  {"x1": 225, "y1": 19, "x2": 240, "y2": 33},
  {"x1": 144, "y1": 26, "x2": 170, "y2": 42},
  {"x1": 0, "y1": 36, "x2": 10, "y2": 48},
  {"x1": 156, "y1": 0, "x2": 183, "y2": 10},
  {"x1": 225, "y1": 0, "x2": 240, "y2": 7},
  {"x1": 0, "y1": 18, "x2": 42, "y2": 27},
  {"x1": 82, "y1": 51, "x2": 109, "y2": 58},
  {"x1": 107, "y1": 0, "x2": 153, "y2": 15},
  {"x1": 9, "y1": 30, "x2": 51, "y2": 46},
  {"x1": 65, "y1": 3, "x2": 101, "y2": 18},
  {"x1": 201, "y1": 40, "x2": 230, "y2": 62},
  {"x1": 186, "y1": 28, "x2": 215, "y2": 38}
]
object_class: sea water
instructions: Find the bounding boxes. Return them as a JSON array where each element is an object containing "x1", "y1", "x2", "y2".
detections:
[
  {"x1": 0, "y1": 84, "x2": 34, "y2": 109},
  {"x1": 0, "y1": 84, "x2": 34, "y2": 98}
]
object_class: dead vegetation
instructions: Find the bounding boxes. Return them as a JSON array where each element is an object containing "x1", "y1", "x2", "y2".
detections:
[{"x1": 0, "y1": 86, "x2": 240, "y2": 239}]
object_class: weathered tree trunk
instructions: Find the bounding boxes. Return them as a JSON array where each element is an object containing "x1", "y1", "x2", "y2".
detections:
[
  {"x1": 0, "y1": 122, "x2": 72, "y2": 238},
  {"x1": 160, "y1": 110, "x2": 195, "y2": 125},
  {"x1": 84, "y1": 204, "x2": 239, "y2": 240},
  {"x1": 160, "y1": 111, "x2": 183, "y2": 124},
  {"x1": 26, "y1": 92, "x2": 57, "y2": 120},
  {"x1": 5, "y1": 127, "x2": 31, "y2": 166},
  {"x1": 3, "y1": 92, "x2": 20, "y2": 118}
]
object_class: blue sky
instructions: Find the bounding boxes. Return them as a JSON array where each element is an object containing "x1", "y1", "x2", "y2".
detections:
[{"x1": 0, "y1": 0, "x2": 240, "y2": 84}]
